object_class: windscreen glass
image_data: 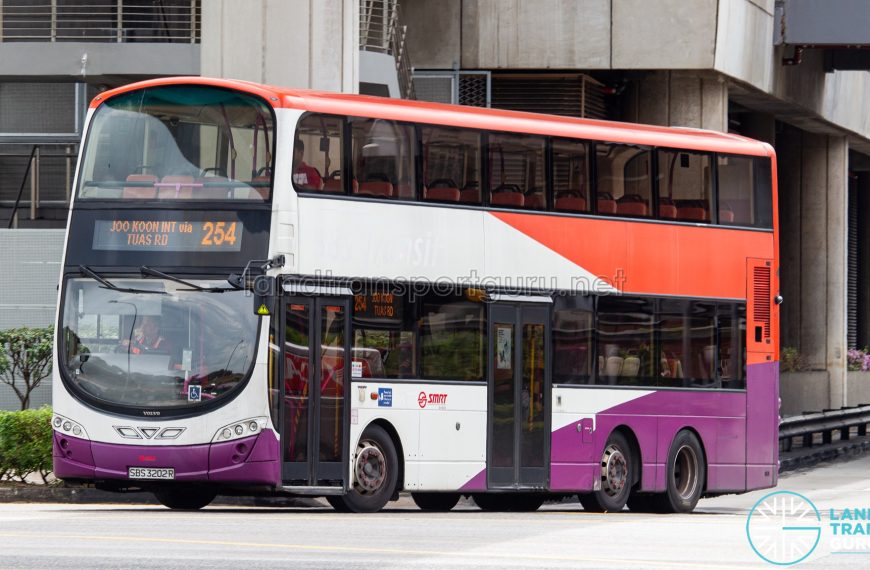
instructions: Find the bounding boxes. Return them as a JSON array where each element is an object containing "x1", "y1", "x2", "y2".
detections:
[
  {"x1": 61, "y1": 278, "x2": 258, "y2": 410},
  {"x1": 77, "y1": 85, "x2": 274, "y2": 201}
]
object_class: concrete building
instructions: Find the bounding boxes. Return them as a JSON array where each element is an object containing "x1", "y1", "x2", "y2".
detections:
[{"x1": 3, "y1": 0, "x2": 870, "y2": 413}]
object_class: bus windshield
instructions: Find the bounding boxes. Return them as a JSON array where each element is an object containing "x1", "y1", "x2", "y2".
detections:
[
  {"x1": 61, "y1": 277, "x2": 258, "y2": 410},
  {"x1": 77, "y1": 85, "x2": 274, "y2": 202}
]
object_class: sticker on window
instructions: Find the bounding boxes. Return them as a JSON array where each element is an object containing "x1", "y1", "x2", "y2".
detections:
[
  {"x1": 352, "y1": 360, "x2": 363, "y2": 378},
  {"x1": 496, "y1": 325, "x2": 513, "y2": 370},
  {"x1": 187, "y1": 384, "x2": 202, "y2": 403}
]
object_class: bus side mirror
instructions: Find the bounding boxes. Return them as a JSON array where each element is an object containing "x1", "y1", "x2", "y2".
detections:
[{"x1": 252, "y1": 276, "x2": 278, "y2": 316}]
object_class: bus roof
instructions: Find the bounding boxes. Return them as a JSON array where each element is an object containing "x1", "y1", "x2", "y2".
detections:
[{"x1": 92, "y1": 76, "x2": 773, "y2": 157}]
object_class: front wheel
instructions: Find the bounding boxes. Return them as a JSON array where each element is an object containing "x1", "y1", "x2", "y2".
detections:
[
  {"x1": 153, "y1": 487, "x2": 217, "y2": 510},
  {"x1": 652, "y1": 430, "x2": 706, "y2": 513},
  {"x1": 328, "y1": 424, "x2": 399, "y2": 513},
  {"x1": 412, "y1": 492, "x2": 460, "y2": 512},
  {"x1": 578, "y1": 431, "x2": 634, "y2": 512}
]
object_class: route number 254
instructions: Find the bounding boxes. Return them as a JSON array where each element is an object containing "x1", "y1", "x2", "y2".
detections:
[{"x1": 201, "y1": 221, "x2": 237, "y2": 246}]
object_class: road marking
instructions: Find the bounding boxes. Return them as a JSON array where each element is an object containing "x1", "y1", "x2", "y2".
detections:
[{"x1": 0, "y1": 532, "x2": 751, "y2": 568}]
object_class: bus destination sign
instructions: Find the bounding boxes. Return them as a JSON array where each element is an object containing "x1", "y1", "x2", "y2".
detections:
[
  {"x1": 354, "y1": 291, "x2": 402, "y2": 321},
  {"x1": 92, "y1": 219, "x2": 243, "y2": 252}
]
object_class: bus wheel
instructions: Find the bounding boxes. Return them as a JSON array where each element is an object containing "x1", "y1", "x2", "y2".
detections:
[
  {"x1": 412, "y1": 492, "x2": 460, "y2": 512},
  {"x1": 153, "y1": 487, "x2": 216, "y2": 510},
  {"x1": 330, "y1": 424, "x2": 399, "y2": 513},
  {"x1": 579, "y1": 431, "x2": 633, "y2": 512},
  {"x1": 653, "y1": 430, "x2": 706, "y2": 514}
]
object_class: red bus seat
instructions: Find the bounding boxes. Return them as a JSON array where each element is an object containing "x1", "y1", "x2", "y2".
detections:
[
  {"x1": 659, "y1": 201, "x2": 678, "y2": 219},
  {"x1": 460, "y1": 188, "x2": 481, "y2": 204},
  {"x1": 357, "y1": 181, "x2": 394, "y2": 197},
  {"x1": 597, "y1": 197, "x2": 617, "y2": 214},
  {"x1": 555, "y1": 196, "x2": 587, "y2": 212},
  {"x1": 617, "y1": 201, "x2": 648, "y2": 216},
  {"x1": 678, "y1": 206, "x2": 708, "y2": 221},
  {"x1": 719, "y1": 209, "x2": 735, "y2": 223},
  {"x1": 491, "y1": 192, "x2": 525, "y2": 207},
  {"x1": 123, "y1": 174, "x2": 157, "y2": 199},
  {"x1": 525, "y1": 192, "x2": 545, "y2": 209},
  {"x1": 426, "y1": 186, "x2": 460, "y2": 202}
]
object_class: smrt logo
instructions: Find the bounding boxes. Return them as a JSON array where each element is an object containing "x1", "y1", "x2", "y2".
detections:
[{"x1": 418, "y1": 391, "x2": 447, "y2": 408}]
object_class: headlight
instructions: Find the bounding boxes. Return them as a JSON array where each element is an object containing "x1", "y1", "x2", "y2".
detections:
[
  {"x1": 213, "y1": 417, "x2": 268, "y2": 442},
  {"x1": 53, "y1": 414, "x2": 89, "y2": 440}
]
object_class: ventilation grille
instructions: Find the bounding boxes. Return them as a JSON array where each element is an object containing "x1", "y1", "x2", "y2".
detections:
[
  {"x1": 753, "y1": 265, "x2": 771, "y2": 339},
  {"x1": 848, "y1": 184, "x2": 858, "y2": 349},
  {"x1": 491, "y1": 74, "x2": 607, "y2": 119}
]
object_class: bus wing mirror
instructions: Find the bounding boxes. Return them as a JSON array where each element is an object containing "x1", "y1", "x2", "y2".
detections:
[{"x1": 252, "y1": 276, "x2": 278, "y2": 316}]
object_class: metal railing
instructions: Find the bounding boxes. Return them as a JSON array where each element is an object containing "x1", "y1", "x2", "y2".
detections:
[
  {"x1": 1, "y1": 144, "x2": 76, "y2": 228},
  {"x1": 359, "y1": 0, "x2": 415, "y2": 99},
  {"x1": 0, "y1": 1, "x2": 200, "y2": 43},
  {"x1": 779, "y1": 404, "x2": 870, "y2": 471}
]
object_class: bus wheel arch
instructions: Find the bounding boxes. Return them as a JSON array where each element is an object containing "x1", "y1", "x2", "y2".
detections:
[
  {"x1": 578, "y1": 427, "x2": 637, "y2": 512},
  {"x1": 654, "y1": 427, "x2": 707, "y2": 513},
  {"x1": 612, "y1": 425, "x2": 643, "y2": 490},
  {"x1": 328, "y1": 421, "x2": 401, "y2": 513},
  {"x1": 367, "y1": 418, "x2": 405, "y2": 498}
]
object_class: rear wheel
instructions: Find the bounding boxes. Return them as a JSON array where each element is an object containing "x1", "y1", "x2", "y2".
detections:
[
  {"x1": 652, "y1": 430, "x2": 705, "y2": 513},
  {"x1": 411, "y1": 492, "x2": 461, "y2": 512},
  {"x1": 579, "y1": 431, "x2": 634, "y2": 512},
  {"x1": 153, "y1": 487, "x2": 217, "y2": 510},
  {"x1": 327, "y1": 424, "x2": 399, "y2": 513}
]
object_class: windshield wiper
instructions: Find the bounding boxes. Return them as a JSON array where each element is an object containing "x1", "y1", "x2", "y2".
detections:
[
  {"x1": 78, "y1": 265, "x2": 166, "y2": 295},
  {"x1": 140, "y1": 266, "x2": 235, "y2": 293}
]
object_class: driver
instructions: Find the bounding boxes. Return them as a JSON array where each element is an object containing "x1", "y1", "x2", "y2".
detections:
[
  {"x1": 129, "y1": 315, "x2": 169, "y2": 354},
  {"x1": 292, "y1": 139, "x2": 323, "y2": 190}
]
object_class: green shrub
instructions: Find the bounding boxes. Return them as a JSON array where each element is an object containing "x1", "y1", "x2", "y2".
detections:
[
  {"x1": 0, "y1": 407, "x2": 53, "y2": 483},
  {"x1": 781, "y1": 347, "x2": 809, "y2": 373}
]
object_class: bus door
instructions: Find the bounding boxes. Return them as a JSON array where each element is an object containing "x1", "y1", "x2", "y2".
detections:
[
  {"x1": 281, "y1": 295, "x2": 350, "y2": 488},
  {"x1": 487, "y1": 301, "x2": 551, "y2": 489}
]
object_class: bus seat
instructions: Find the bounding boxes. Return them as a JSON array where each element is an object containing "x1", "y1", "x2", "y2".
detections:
[
  {"x1": 197, "y1": 177, "x2": 234, "y2": 199},
  {"x1": 460, "y1": 188, "x2": 481, "y2": 204},
  {"x1": 617, "y1": 201, "x2": 648, "y2": 216},
  {"x1": 426, "y1": 186, "x2": 460, "y2": 202},
  {"x1": 621, "y1": 356, "x2": 640, "y2": 377},
  {"x1": 597, "y1": 194, "x2": 617, "y2": 214},
  {"x1": 491, "y1": 192, "x2": 524, "y2": 207},
  {"x1": 678, "y1": 206, "x2": 708, "y2": 221},
  {"x1": 123, "y1": 174, "x2": 157, "y2": 199},
  {"x1": 322, "y1": 178, "x2": 343, "y2": 193},
  {"x1": 159, "y1": 175, "x2": 196, "y2": 199},
  {"x1": 525, "y1": 192, "x2": 545, "y2": 209},
  {"x1": 659, "y1": 203, "x2": 678, "y2": 219},
  {"x1": 604, "y1": 356, "x2": 624, "y2": 377},
  {"x1": 246, "y1": 176, "x2": 270, "y2": 199},
  {"x1": 719, "y1": 209, "x2": 735, "y2": 223},
  {"x1": 357, "y1": 181, "x2": 394, "y2": 197},
  {"x1": 555, "y1": 196, "x2": 587, "y2": 212}
]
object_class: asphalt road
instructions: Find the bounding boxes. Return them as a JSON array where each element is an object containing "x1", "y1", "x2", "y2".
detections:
[{"x1": 2, "y1": 456, "x2": 870, "y2": 569}]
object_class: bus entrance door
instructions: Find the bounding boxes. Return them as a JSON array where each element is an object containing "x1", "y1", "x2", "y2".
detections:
[
  {"x1": 487, "y1": 303, "x2": 551, "y2": 489},
  {"x1": 280, "y1": 296, "x2": 350, "y2": 490}
]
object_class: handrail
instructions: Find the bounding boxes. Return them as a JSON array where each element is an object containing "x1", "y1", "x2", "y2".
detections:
[
  {"x1": 779, "y1": 404, "x2": 870, "y2": 471},
  {"x1": 359, "y1": 0, "x2": 415, "y2": 99},
  {"x1": 7, "y1": 145, "x2": 38, "y2": 229}
]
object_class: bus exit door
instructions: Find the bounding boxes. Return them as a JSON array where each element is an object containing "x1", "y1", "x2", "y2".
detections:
[
  {"x1": 280, "y1": 296, "x2": 350, "y2": 488},
  {"x1": 487, "y1": 303, "x2": 551, "y2": 489}
]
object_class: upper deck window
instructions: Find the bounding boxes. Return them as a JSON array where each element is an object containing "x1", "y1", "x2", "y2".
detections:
[
  {"x1": 77, "y1": 85, "x2": 275, "y2": 202},
  {"x1": 421, "y1": 126, "x2": 481, "y2": 205},
  {"x1": 596, "y1": 144, "x2": 652, "y2": 218},
  {"x1": 718, "y1": 155, "x2": 773, "y2": 228},
  {"x1": 351, "y1": 118, "x2": 417, "y2": 200},
  {"x1": 552, "y1": 138, "x2": 590, "y2": 214},
  {"x1": 488, "y1": 133, "x2": 546, "y2": 210},
  {"x1": 658, "y1": 150, "x2": 713, "y2": 223},
  {"x1": 294, "y1": 114, "x2": 344, "y2": 194}
]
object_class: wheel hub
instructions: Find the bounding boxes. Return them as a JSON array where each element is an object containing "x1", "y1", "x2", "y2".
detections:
[
  {"x1": 600, "y1": 444, "x2": 627, "y2": 497},
  {"x1": 355, "y1": 443, "x2": 386, "y2": 494},
  {"x1": 673, "y1": 445, "x2": 699, "y2": 500}
]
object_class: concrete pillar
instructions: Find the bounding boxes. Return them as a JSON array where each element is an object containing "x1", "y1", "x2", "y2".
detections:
[
  {"x1": 777, "y1": 124, "x2": 802, "y2": 350},
  {"x1": 858, "y1": 173, "x2": 870, "y2": 349},
  {"x1": 826, "y1": 136, "x2": 848, "y2": 408},
  {"x1": 624, "y1": 71, "x2": 726, "y2": 131},
  {"x1": 200, "y1": 0, "x2": 358, "y2": 92}
]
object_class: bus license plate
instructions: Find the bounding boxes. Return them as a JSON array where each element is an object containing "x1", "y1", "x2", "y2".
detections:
[{"x1": 128, "y1": 467, "x2": 175, "y2": 480}]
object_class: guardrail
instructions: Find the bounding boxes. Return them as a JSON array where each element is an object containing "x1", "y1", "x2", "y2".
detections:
[
  {"x1": 0, "y1": 1, "x2": 200, "y2": 43},
  {"x1": 360, "y1": 0, "x2": 415, "y2": 99},
  {"x1": 779, "y1": 404, "x2": 870, "y2": 471},
  {"x1": 1, "y1": 144, "x2": 76, "y2": 228}
]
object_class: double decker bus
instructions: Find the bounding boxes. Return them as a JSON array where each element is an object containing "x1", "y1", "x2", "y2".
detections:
[{"x1": 53, "y1": 77, "x2": 779, "y2": 513}]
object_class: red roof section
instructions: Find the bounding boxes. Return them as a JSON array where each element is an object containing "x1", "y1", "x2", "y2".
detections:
[{"x1": 92, "y1": 76, "x2": 773, "y2": 156}]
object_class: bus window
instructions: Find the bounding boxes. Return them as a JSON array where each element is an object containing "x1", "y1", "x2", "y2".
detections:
[
  {"x1": 658, "y1": 150, "x2": 712, "y2": 222},
  {"x1": 488, "y1": 133, "x2": 546, "y2": 210},
  {"x1": 718, "y1": 155, "x2": 773, "y2": 228},
  {"x1": 658, "y1": 300, "x2": 717, "y2": 388},
  {"x1": 718, "y1": 303, "x2": 747, "y2": 389},
  {"x1": 352, "y1": 290, "x2": 416, "y2": 378},
  {"x1": 421, "y1": 126, "x2": 481, "y2": 205},
  {"x1": 552, "y1": 139, "x2": 590, "y2": 213},
  {"x1": 420, "y1": 293, "x2": 485, "y2": 381},
  {"x1": 295, "y1": 114, "x2": 344, "y2": 193},
  {"x1": 351, "y1": 118, "x2": 416, "y2": 200},
  {"x1": 596, "y1": 296, "x2": 655, "y2": 386},
  {"x1": 77, "y1": 85, "x2": 275, "y2": 201},
  {"x1": 552, "y1": 294, "x2": 593, "y2": 384},
  {"x1": 596, "y1": 144, "x2": 652, "y2": 217}
]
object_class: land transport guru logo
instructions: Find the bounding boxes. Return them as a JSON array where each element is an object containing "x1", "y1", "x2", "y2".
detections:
[{"x1": 746, "y1": 491, "x2": 822, "y2": 565}]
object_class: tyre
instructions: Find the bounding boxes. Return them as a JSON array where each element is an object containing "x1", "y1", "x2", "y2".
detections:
[
  {"x1": 412, "y1": 492, "x2": 460, "y2": 512},
  {"x1": 153, "y1": 487, "x2": 217, "y2": 510},
  {"x1": 328, "y1": 424, "x2": 399, "y2": 513},
  {"x1": 578, "y1": 431, "x2": 634, "y2": 512},
  {"x1": 652, "y1": 430, "x2": 706, "y2": 514}
]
